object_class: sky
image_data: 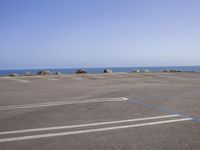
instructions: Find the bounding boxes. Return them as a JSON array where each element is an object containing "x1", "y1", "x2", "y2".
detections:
[{"x1": 0, "y1": 0, "x2": 200, "y2": 70}]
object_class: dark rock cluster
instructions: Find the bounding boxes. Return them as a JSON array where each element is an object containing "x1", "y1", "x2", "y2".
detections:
[
  {"x1": 76, "y1": 69, "x2": 87, "y2": 74},
  {"x1": 103, "y1": 69, "x2": 112, "y2": 73},
  {"x1": 37, "y1": 70, "x2": 53, "y2": 75},
  {"x1": 9, "y1": 73, "x2": 19, "y2": 77},
  {"x1": 163, "y1": 69, "x2": 182, "y2": 72}
]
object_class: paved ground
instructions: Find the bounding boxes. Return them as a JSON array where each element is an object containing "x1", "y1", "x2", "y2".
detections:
[{"x1": 0, "y1": 73, "x2": 199, "y2": 150}]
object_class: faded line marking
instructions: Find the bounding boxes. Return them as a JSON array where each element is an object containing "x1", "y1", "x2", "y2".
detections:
[
  {"x1": 64, "y1": 76, "x2": 83, "y2": 80},
  {"x1": 128, "y1": 99, "x2": 200, "y2": 122},
  {"x1": 0, "y1": 97, "x2": 127, "y2": 111},
  {"x1": 45, "y1": 78, "x2": 59, "y2": 81},
  {"x1": 2, "y1": 77, "x2": 30, "y2": 83},
  {"x1": 154, "y1": 74, "x2": 200, "y2": 81},
  {"x1": 0, "y1": 118, "x2": 192, "y2": 143},
  {"x1": 0, "y1": 114, "x2": 179, "y2": 135},
  {"x1": 74, "y1": 77, "x2": 83, "y2": 80}
]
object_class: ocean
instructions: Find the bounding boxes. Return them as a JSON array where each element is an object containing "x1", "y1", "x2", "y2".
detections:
[{"x1": 0, "y1": 66, "x2": 200, "y2": 76}]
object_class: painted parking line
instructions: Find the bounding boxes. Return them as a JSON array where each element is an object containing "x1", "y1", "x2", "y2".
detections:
[
  {"x1": 71, "y1": 77, "x2": 83, "y2": 80},
  {"x1": 1, "y1": 77, "x2": 30, "y2": 83},
  {"x1": 0, "y1": 114, "x2": 179, "y2": 135},
  {"x1": 154, "y1": 74, "x2": 200, "y2": 81},
  {"x1": 0, "y1": 117, "x2": 192, "y2": 143},
  {"x1": 45, "y1": 78, "x2": 59, "y2": 81},
  {"x1": 0, "y1": 97, "x2": 128, "y2": 111},
  {"x1": 128, "y1": 98, "x2": 200, "y2": 122},
  {"x1": 62, "y1": 75, "x2": 84, "y2": 80}
]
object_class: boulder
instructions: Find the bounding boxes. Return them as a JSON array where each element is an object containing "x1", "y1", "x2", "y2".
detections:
[
  {"x1": 37, "y1": 70, "x2": 52, "y2": 75},
  {"x1": 55, "y1": 72, "x2": 62, "y2": 75},
  {"x1": 103, "y1": 69, "x2": 112, "y2": 73},
  {"x1": 163, "y1": 69, "x2": 182, "y2": 73},
  {"x1": 76, "y1": 69, "x2": 87, "y2": 74},
  {"x1": 144, "y1": 69, "x2": 150, "y2": 73},
  {"x1": 9, "y1": 73, "x2": 19, "y2": 77},
  {"x1": 133, "y1": 69, "x2": 140, "y2": 73},
  {"x1": 163, "y1": 69, "x2": 170, "y2": 73}
]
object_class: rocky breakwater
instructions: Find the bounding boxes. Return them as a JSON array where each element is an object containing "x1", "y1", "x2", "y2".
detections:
[
  {"x1": 37, "y1": 70, "x2": 53, "y2": 75},
  {"x1": 76, "y1": 69, "x2": 87, "y2": 74},
  {"x1": 103, "y1": 69, "x2": 112, "y2": 73}
]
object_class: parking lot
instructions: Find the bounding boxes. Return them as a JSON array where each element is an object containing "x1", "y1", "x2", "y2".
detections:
[{"x1": 0, "y1": 73, "x2": 199, "y2": 150}]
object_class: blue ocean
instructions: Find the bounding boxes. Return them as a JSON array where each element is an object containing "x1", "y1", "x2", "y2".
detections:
[{"x1": 0, "y1": 66, "x2": 200, "y2": 76}]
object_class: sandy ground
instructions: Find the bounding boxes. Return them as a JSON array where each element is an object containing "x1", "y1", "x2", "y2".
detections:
[{"x1": 0, "y1": 73, "x2": 199, "y2": 150}]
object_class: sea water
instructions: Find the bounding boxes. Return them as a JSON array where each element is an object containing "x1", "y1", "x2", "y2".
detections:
[{"x1": 0, "y1": 66, "x2": 200, "y2": 76}]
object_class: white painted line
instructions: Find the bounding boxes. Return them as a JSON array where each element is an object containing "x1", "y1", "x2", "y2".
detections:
[
  {"x1": 155, "y1": 74, "x2": 200, "y2": 81},
  {"x1": 65, "y1": 76, "x2": 83, "y2": 80},
  {"x1": 2, "y1": 77, "x2": 30, "y2": 83},
  {"x1": 0, "y1": 118, "x2": 192, "y2": 143},
  {"x1": 0, "y1": 97, "x2": 127, "y2": 111},
  {"x1": 46, "y1": 78, "x2": 59, "y2": 81},
  {"x1": 0, "y1": 114, "x2": 179, "y2": 135},
  {"x1": 122, "y1": 97, "x2": 128, "y2": 100},
  {"x1": 74, "y1": 77, "x2": 83, "y2": 80},
  {"x1": 33, "y1": 77, "x2": 59, "y2": 81}
]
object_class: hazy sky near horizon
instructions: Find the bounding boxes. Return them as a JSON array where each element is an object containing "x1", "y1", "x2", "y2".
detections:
[{"x1": 0, "y1": 0, "x2": 200, "y2": 69}]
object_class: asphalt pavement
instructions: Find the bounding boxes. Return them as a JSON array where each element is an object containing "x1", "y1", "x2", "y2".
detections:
[{"x1": 0, "y1": 73, "x2": 199, "y2": 150}]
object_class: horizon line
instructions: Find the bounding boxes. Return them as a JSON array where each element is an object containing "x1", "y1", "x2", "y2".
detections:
[{"x1": 0, "y1": 65, "x2": 200, "y2": 71}]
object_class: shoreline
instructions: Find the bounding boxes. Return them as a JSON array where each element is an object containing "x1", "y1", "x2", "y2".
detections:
[
  {"x1": 1, "y1": 71, "x2": 200, "y2": 78},
  {"x1": 0, "y1": 66, "x2": 200, "y2": 77}
]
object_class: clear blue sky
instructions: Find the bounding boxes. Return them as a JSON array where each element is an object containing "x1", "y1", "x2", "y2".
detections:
[{"x1": 0, "y1": 0, "x2": 200, "y2": 69}]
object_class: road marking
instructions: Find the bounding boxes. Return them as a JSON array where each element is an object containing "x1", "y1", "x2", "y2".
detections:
[
  {"x1": 45, "y1": 78, "x2": 59, "y2": 81},
  {"x1": 154, "y1": 74, "x2": 200, "y2": 81},
  {"x1": 65, "y1": 76, "x2": 83, "y2": 80},
  {"x1": 0, "y1": 118, "x2": 192, "y2": 143},
  {"x1": 128, "y1": 98, "x2": 200, "y2": 122},
  {"x1": 122, "y1": 97, "x2": 128, "y2": 100},
  {"x1": 2, "y1": 77, "x2": 30, "y2": 83},
  {"x1": 0, "y1": 97, "x2": 127, "y2": 111},
  {"x1": 74, "y1": 77, "x2": 83, "y2": 80},
  {"x1": 0, "y1": 114, "x2": 179, "y2": 135}
]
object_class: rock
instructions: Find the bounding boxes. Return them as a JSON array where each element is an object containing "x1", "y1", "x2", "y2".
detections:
[
  {"x1": 163, "y1": 69, "x2": 170, "y2": 73},
  {"x1": 9, "y1": 73, "x2": 19, "y2": 77},
  {"x1": 76, "y1": 69, "x2": 87, "y2": 74},
  {"x1": 37, "y1": 70, "x2": 52, "y2": 75},
  {"x1": 175, "y1": 70, "x2": 182, "y2": 72},
  {"x1": 163, "y1": 69, "x2": 182, "y2": 73},
  {"x1": 103, "y1": 69, "x2": 112, "y2": 73},
  {"x1": 133, "y1": 69, "x2": 140, "y2": 73},
  {"x1": 55, "y1": 72, "x2": 62, "y2": 75},
  {"x1": 144, "y1": 69, "x2": 150, "y2": 73}
]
